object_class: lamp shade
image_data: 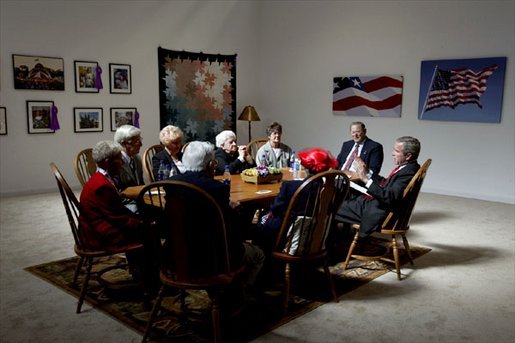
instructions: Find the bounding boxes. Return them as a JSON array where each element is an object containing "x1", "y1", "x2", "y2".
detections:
[{"x1": 238, "y1": 105, "x2": 260, "y2": 122}]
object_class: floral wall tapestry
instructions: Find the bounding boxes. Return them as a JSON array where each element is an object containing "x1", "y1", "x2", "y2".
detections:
[{"x1": 158, "y1": 47, "x2": 237, "y2": 143}]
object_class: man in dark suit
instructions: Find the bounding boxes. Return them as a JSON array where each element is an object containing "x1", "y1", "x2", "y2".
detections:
[
  {"x1": 336, "y1": 121, "x2": 384, "y2": 175},
  {"x1": 166, "y1": 141, "x2": 264, "y2": 288},
  {"x1": 114, "y1": 125, "x2": 144, "y2": 191},
  {"x1": 335, "y1": 136, "x2": 421, "y2": 237}
]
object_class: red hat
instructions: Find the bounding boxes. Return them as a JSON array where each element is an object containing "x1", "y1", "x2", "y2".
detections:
[{"x1": 297, "y1": 148, "x2": 338, "y2": 173}]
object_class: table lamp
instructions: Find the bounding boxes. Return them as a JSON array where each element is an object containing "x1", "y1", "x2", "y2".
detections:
[{"x1": 238, "y1": 105, "x2": 260, "y2": 141}]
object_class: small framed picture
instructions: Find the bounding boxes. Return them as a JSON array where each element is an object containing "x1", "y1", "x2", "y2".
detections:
[
  {"x1": 74, "y1": 61, "x2": 99, "y2": 93},
  {"x1": 109, "y1": 63, "x2": 131, "y2": 94},
  {"x1": 110, "y1": 107, "x2": 137, "y2": 131},
  {"x1": 26, "y1": 100, "x2": 55, "y2": 134},
  {"x1": 0, "y1": 107, "x2": 7, "y2": 135},
  {"x1": 74, "y1": 107, "x2": 103, "y2": 133},
  {"x1": 13, "y1": 54, "x2": 65, "y2": 90}
]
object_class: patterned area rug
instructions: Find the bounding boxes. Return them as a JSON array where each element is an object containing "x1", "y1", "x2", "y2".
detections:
[{"x1": 25, "y1": 239, "x2": 430, "y2": 342}]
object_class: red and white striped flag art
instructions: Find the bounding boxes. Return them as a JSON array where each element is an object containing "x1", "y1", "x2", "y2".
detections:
[{"x1": 332, "y1": 75, "x2": 403, "y2": 117}]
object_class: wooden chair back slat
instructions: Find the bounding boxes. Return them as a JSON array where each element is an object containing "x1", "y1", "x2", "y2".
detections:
[
  {"x1": 74, "y1": 148, "x2": 96, "y2": 187},
  {"x1": 143, "y1": 144, "x2": 164, "y2": 183},
  {"x1": 246, "y1": 138, "x2": 268, "y2": 161}
]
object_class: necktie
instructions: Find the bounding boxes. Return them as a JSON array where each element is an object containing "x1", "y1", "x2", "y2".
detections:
[
  {"x1": 129, "y1": 158, "x2": 138, "y2": 183},
  {"x1": 343, "y1": 144, "x2": 359, "y2": 171},
  {"x1": 379, "y1": 165, "x2": 401, "y2": 186}
]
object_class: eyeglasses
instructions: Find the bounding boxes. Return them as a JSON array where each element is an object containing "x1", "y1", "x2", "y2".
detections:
[{"x1": 128, "y1": 137, "x2": 143, "y2": 145}]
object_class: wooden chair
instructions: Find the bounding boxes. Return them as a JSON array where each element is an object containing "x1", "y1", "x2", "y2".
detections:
[
  {"x1": 141, "y1": 181, "x2": 244, "y2": 343},
  {"x1": 342, "y1": 159, "x2": 432, "y2": 280},
  {"x1": 271, "y1": 170, "x2": 350, "y2": 314},
  {"x1": 142, "y1": 144, "x2": 164, "y2": 183},
  {"x1": 181, "y1": 141, "x2": 190, "y2": 153},
  {"x1": 246, "y1": 138, "x2": 268, "y2": 161},
  {"x1": 74, "y1": 148, "x2": 96, "y2": 187},
  {"x1": 50, "y1": 162, "x2": 144, "y2": 313}
]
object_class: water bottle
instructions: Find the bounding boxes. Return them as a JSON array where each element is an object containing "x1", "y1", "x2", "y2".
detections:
[
  {"x1": 289, "y1": 150, "x2": 296, "y2": 171},
  {"x1": 259, "y1": 154, "x2": 267, "y2": 168},
  {"x1": 157, "y1": 161, "x2": 166, "y2": 181},
  {"x1": 293, "y1": 157, "x2": 301, "y2": 179},
  {"x1": 169, "y1": 162, "x2": 177, "y2": 177},
  {"x1": 222, "y1": 165, "x2": 231, "y2": 186}
]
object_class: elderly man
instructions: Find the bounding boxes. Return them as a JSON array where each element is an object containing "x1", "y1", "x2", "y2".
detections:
[
  {"x1": 335, "y1": 136, "x2": 421, "y2": 237},
  {"x1": 114, "y1": 124, "x2": 144, "y2": 191},
  {"x1": 336, "y1": 121, "x2": 384, "y2": 176},
  {"x1": 214, "y1": 130, "x2": 255, "y2": 175},
  {"x1": 166, "y1": 141, "x2": 264, "y2": 289}
]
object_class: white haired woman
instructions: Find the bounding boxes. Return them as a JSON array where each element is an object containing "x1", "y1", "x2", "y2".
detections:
[
  {"x1": 165, "y1": 141, "x2": 265, "y2": 289},
  {"x1": 152, "y1": 125, "x2": 185, "y2": 178},
  {"x1": 214, "y1": 130, "x2": 255, "y2": 175}
]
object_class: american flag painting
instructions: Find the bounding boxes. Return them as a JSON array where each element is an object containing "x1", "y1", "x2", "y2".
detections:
[
  {"x1": 332, "y1": 75, "x2": 403, "y2": 117},
  {"x1": 423, "y1": 65, "x2": 497, "y2": 112},
  {"x1": 419, "y1": 57, "x2": 506, "y2": 123}
]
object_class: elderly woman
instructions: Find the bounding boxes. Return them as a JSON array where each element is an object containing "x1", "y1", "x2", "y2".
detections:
[
  {"x1": 113, "y1": 125, "x2": 144, "y2": 191},
  {"x1": 254, "y1": 148, "x2": 338, "y2": 255},
  {"x1": 256, "y1": 122, "x2": 293, "y2": 168},
  {"x1": 79, "y1": 140, "x2": 144, "y2": 249},
  {"x1": 79, "y1": 140, "x2": 158, "y2": 291},
  {"x1": 214, "y1": 130, "x2": 255, "y2": 175},
  {"x1": 152, "y1": 125, "x2": 185, "y2": 178},
  {"x1": 165, "y1": 141, "x2": 265, "y2": 288}
]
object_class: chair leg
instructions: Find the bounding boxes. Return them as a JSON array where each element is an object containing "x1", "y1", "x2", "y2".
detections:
[
  {"x1": 72, "y1": 257, "x2": 84, "y2": 288},
  {"x1": 77, "y1": 258, "x2": 93, "y2": 313},
  {"x1": 401, "y1": 234, "x2": 414, "y2": 265},
  {"x1": 211, "y1": 293, "x2": 221, "y2": 343},
  {"x1": 391, "y1": 236, "x2": 401, "y2": 280},
  {"x1": 323, "y1": 261, "x2": 338, "y2": 302},
  {"x1": 343, "y1": 231, "x2": 360, "y2": 271},
  {"x1": 141, "y1": 285, "x2": 166, "y2": 343},
  {"x1": 282, "y1": 263, "x2": 291, "y2": 315}
]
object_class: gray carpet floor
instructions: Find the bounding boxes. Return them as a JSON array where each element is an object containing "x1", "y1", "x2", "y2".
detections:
[{"x1": 1, "y1": 191, "x2": 514, "y2": 342}]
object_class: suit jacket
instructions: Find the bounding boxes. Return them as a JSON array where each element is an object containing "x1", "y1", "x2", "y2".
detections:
[
  {"x1": 336, "y1": 161, "x2": 420, "y2": 236},
  {"x1": 116, "y1": 154, "x2": 144, "y2": 191},
  {"x1": 336, "y1": 138, "x2": 384, "y2": 174},
  {"x1": 256, "y1": 141, "x2": 292, "y2": 168},
  {"x1": 152, "y1": 149, "x2": 182, "y2": 180},
  {"x1": 214, "y1": 148, "x2": 255, "y2": 175},
  {"x1": 78, "y1": 172, "x2": 142, "y2": 249}
]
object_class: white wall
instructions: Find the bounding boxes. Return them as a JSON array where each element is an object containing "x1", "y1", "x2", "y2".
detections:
[
  {"x1": 254, "y1": 0, "x2": 515, "y2": 204},
  {"x1": 1, "y1": 0, "x2": 514, "y2": 204},
  {"x1": 0, "y1": 0, "x2": 260, "y2": 194}
]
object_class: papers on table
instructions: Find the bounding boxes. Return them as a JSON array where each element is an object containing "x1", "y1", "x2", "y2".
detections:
[
  {"x1": 256, "y1": 190, "x2": 272, "y2": 195},
  {"x1": 350, "y1": 181, "x2": 370, "y2": 196}
]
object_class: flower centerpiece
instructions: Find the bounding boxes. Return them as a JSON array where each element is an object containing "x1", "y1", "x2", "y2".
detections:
[{"x1": 241, "y1": 167, "x2": 283, "y2": 184}]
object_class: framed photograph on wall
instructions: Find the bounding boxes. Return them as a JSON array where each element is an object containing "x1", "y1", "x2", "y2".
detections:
[
  {"x1": 0, "y1": 107, "x2": 7, "y2": 135},
  {"x1": 109, "y1": 63, "x2": 131, "y2": 94},
  {"x1": 74, "y1": 61, "x2": 99, "y2": 93},
  {"x1": 13, "y1": 54, "x2": 65, "y2": 90},
  {"x1": 110, "y1": 107, "x2": 136, "y2": 131},
  {"x1": 74, "y1": 107, "x2": 103, "y2": 132},
  {"x1": 26, "y1": 100, "x2": 55, "y2": 134}
]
